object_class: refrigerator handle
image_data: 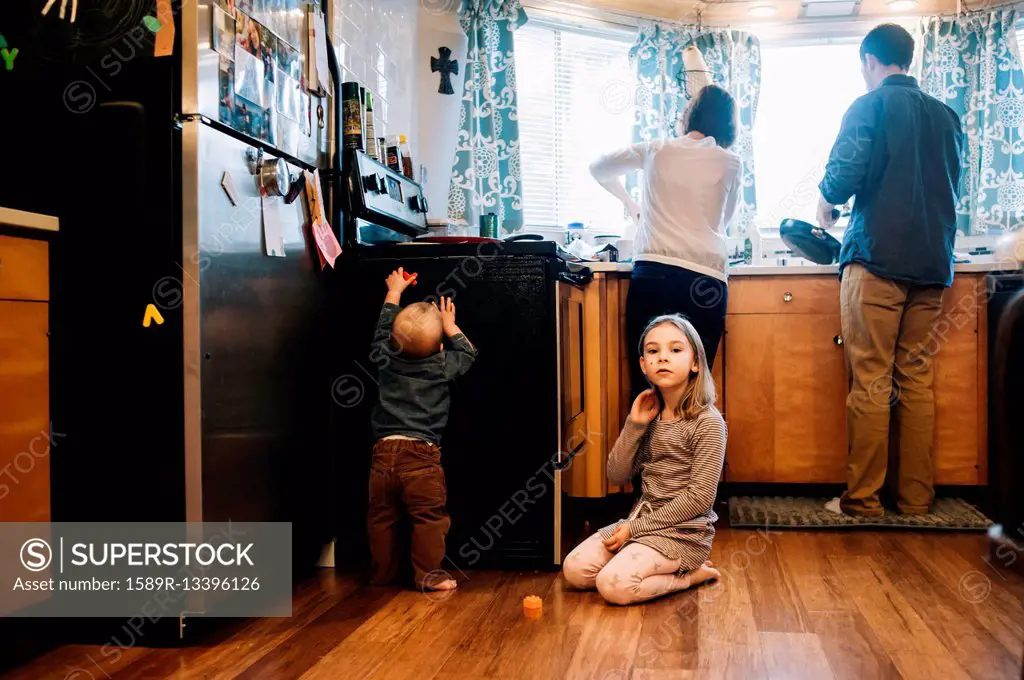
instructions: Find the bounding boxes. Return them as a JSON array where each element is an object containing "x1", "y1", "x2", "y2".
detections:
[{"x1": 325, "y1": 32, "x2": 344, "y2": 246}]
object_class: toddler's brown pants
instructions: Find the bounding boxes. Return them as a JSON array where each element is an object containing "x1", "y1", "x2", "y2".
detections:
[{"x1": 367, "y1": 438, "x2": 450, "y2": 588}]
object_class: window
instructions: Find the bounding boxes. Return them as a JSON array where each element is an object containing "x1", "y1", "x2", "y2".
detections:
[
  {"x1": 515, "y1": 22, "x2": 635, "y2": 232},
  {"x1": 751, "y1": 40, "x2": 868, "y2": 230}
]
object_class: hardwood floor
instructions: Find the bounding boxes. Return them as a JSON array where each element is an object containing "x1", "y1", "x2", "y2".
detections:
[{"x1": 4, "y1": 526, "x2": 1024, "y2": 680}]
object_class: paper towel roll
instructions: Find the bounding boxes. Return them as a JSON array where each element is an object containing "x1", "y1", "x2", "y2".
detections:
[
  {"x1": 995, "y1": 229, "x2": 1024, "y2": 264},
  {"x1": 682, "y1": 45, "x2": 712, "y2": 98}
]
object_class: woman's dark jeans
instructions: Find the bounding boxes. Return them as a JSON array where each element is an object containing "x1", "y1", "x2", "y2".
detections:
[{"x1": 625, "y1": 261, "x2": 728, "y2": 402}]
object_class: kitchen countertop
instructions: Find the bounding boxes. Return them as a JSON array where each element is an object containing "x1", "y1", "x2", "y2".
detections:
[
  {"x1": 576, "y1": 258, "x2": 1022, "y2": 276},
  {"x1": 0, "y1": 207, "x2": 59, "y2": 233}
]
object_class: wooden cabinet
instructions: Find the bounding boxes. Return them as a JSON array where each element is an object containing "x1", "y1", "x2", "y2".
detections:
[
  {"x1": 931, "y1": 274, "x2": 986, "y2": 484},
  {"x1": 724, "y1": 311, "x2": 848, "y2": 482},
  {"x1": 563, "y1": 274, "x2": 724, "y2": 497},
  {"x1": 723, "y1": 273, "x2": 987, "y2": 485},
  {"x1": 0, "y1": 234, "x2": 52, "y2": 523},
  {"x1": 563, "y1": 269, "x2": 988, "y2": 490},
  {"x1": 561, "y1": 275, "x2": 628, "y2": 498},
  {"x1": 0, "y1": 231, "x2": 52, "y2": 617}
]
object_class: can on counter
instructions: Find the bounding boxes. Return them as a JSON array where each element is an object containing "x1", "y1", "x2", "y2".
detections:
[{"x1": 479, "y1": 212, "x2": 499, "y2": 239}]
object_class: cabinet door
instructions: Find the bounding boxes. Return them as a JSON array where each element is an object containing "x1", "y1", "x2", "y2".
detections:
[
  {"x1": 930, "y1": 275, "x2": 982, "y2": 484},
  {"x1": 559, "y1": 282, "x2": 589, "y2": 496},
  {"x1": 0, "y1": 301, "x2": 50, "y2": 522},
  {"x1": 724, "y1": 313, "x2": 848, "y2": 482}
]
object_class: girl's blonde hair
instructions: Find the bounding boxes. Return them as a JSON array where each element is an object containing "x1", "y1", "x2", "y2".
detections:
[{"x1": 638, "y1": 314, "x2": 716, "y2": 419}]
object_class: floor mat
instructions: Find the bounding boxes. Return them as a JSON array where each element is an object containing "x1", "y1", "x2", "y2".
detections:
[{"x1": 728, "y1": 496, "x2": 993, "y2": 530}]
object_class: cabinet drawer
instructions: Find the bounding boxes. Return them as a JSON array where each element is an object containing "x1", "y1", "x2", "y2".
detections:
[
  {"x1": 727, "y1": 276, "x2": 839, "y2": 315},
  {"x1": 0, "y1": 235, "x2": 49, "y2": 301}
]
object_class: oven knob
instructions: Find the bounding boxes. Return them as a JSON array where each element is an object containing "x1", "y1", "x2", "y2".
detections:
[
  {"x1": 361, "y1": 174, "x2": 376, "y2": 192},
  {"x1": 419, "y1": 196, "x2": 429, "y2": 213},
  {"x1": 376, "y1": 175, "x2": 387, "y2": 194}
]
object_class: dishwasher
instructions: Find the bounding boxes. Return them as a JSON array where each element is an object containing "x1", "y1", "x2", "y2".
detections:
[{"x1": 986, "y1": 270, "x2": 1024, "y2": 548}]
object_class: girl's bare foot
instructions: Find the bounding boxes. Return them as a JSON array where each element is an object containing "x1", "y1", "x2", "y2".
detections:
[{"x1": 685, "y1": 561, "x2": 720, "y2": 589}]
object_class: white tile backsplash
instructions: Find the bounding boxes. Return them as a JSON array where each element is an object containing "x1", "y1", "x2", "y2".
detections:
[{"x1": 331, "y1": 0, "x2": 418, "y2": 154}]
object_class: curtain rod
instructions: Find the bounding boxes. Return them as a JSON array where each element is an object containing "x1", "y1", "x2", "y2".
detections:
[{"x1": 523, "y1": 0, "x2": 1024, "y2": 33}]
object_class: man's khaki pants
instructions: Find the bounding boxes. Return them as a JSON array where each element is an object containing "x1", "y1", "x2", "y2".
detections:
[{"x1": 839, "y1": 263, "x2": 946, "y2": 516}]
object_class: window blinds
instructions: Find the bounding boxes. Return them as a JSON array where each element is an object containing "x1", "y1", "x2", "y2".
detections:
[{"x1": 515, "y1": 23, "x2": 635, "y2": 231}]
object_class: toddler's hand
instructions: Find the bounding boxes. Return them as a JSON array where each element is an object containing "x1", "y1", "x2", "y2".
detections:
[
  {"x1": 386, "y1": 267, "x2": 417, "y2": 295},
  {"x1": 629, "y1": 389, "x2": 659, "y2": 426},
  {"x1": 439, "y1": 296, "x2": 459, "y2": 336}
]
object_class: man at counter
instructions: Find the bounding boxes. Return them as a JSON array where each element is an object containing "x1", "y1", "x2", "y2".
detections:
[{"x1": 816, "y1": 23, "x2": 964, "y2": 517}]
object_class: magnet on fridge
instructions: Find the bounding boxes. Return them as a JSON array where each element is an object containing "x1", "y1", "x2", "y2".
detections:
[
  {"x1": 221, "y1": 171, "x2": 239, "y2": 205},
  {"x1": 154, "y1": 0, "x2": 175, "y2": 57}
]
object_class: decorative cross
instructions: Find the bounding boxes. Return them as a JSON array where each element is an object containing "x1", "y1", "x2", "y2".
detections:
[{"x1": 431, "y1": 46, "x2": 459, "y2": 96}]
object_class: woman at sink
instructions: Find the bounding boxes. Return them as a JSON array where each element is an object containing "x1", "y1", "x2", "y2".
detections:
[{"x1": 589, "y1": 84, "x2": 742, "y2": 395}]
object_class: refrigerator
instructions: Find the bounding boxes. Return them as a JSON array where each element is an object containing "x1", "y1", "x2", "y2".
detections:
[{"x1": 0, "y1": 0, "x2": 337, "y2": 581}]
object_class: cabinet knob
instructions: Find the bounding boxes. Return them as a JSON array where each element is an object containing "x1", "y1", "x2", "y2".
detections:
[
  {"x1": 834, "y1": 334, "x2": 843, "y2": 346},
  {"x1": 783, "y1": 292, "x2": 793, "y2": 303}
]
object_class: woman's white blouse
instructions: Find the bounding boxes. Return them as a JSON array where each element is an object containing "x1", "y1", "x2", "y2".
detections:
[{"x1": 590, "y1": 135, "x2": 742, "y2": 282}]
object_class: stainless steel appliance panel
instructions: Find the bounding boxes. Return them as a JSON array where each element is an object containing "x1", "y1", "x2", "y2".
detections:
[
  {"x1": 192, "y1": 122, "x2": 327, "y2": 522},
  {"x1": 195, "y1": 0, "x2": 326, "y2": 166}
]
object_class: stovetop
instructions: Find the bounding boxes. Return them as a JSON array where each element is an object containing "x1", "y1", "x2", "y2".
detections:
[{"x1": 352, "y1": 239, "x2": 562, "y2": 259}]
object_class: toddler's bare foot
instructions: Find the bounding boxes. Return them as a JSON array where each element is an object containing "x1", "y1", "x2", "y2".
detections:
[
  {"x1": 685, "y1": 561, "x2": 720, "y2": 589},
  {"x1": 424, "y1": 578, "x2": 458, "y2": 591}
]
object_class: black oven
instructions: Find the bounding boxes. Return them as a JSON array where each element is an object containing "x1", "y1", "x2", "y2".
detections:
[{"x1": 328, "y1": 150, "x2": 589, "y2": 574}]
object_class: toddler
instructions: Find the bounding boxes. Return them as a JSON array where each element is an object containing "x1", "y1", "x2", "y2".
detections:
[{"x1": 367, "y1": 267, "x2": 477, "y2": 592}]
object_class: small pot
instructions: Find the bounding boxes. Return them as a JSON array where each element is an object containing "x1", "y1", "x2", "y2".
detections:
[{"x1": 779, "y1": 218, "x2": 841, "y2": 265}]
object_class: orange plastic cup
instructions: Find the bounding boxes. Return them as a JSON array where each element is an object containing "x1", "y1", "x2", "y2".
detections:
[{"x1": 523, "y1": 595, "x2": 543, "y2": 620}]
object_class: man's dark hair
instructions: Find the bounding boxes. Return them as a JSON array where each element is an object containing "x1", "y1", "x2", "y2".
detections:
[
  {"x1": 682, "y1": 84, "x2": 737, "y2": 149},
  {"x1": 860, "y1": 23, "x2": 914, "y2": 70}
]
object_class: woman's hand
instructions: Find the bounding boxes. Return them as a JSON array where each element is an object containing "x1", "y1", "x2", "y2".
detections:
[
  {"x1": 629, "y1": 389, "x2": 659, "y2": 426},
  {"x1": 602, "y1": 523, "x2": 632, "y2": 552},
  {"x1": 623, "y1": 198, "x2": 641, "y2": 225}
]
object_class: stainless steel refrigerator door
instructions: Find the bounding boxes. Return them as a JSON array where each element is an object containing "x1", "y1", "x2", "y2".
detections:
[
  {"x1": 187, "y1": 0, "x2": 327, "y2": 167},
  {"x1": 182, "y1": 119, "x2": 327, "y2": 523}
]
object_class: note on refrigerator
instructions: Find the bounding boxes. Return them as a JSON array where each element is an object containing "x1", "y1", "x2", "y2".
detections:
[
  {"x1": 307, "y1": 9, "x2": 331, "y2": 94},
  {"x1": 304, "y1": 169, "x2": 341, "y2": 268},
  {"x1": 261, "y1": 191, "x2": 287, "y2": 257}
]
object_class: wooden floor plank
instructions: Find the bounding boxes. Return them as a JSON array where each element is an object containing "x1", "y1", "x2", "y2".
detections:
[
  {"x1": 901, "y1": 533, "x2": 1024, "y2": 661},
  {"x1": 776, "y1": 532, "x2": 856, "y2": 613},
  {"x1": 234, "y1": 584, "x2": 399, "y2": 680},
  {"x1": 360, "y1": 572, "x2": 507, "y2": 680},
  {"x1": 561, "y1": 591, "x2": 644, "y2": 680},
  {"x1": 487, "y1": 573, "x2": 585, "y2": 680},
  {"x1": 872, "y1": 535, "x2": 1020, "y2": 680},
  {"x1": 110, "y1": 572, "x2": 361, "y2": 680},
  {"x1": 760, "y1": 631, "x2": 836, "y2": 680},
  {"x1": 433, "y1": 571, "x2": 556, "y2": 679},
  {"x1": 6, "y1": 528, "x2": 1024, "y2": 680},
  {"x1": 740, "y1": 532, "x2": 809, "y2": 633},
  {"x1": 828, "y1": 555, "x2": 972, "y2": 679},
  {"x1": 807, "y1": 610, "x2": 902, "y2": 680}
]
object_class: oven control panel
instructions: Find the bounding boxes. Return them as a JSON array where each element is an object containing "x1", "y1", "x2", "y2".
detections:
[{"x1": 349, "y1": 150, "x2": 428, "y2": 234}]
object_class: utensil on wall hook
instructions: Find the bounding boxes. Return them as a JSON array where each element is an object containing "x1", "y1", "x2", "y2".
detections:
[{"x1": 41, "y1": 0, "x2": 78, "y2": 22}]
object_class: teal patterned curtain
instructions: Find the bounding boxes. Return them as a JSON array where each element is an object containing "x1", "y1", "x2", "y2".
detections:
[
  {"x1": 447, "y1": 0, "x2": 528, "y2": 233},
  {"x1": 627, "y1": 21, "x2": 761, "y2": 236},
  {"x1": 915, "y1": 10, "x2": 1024, "y2": 234}
]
